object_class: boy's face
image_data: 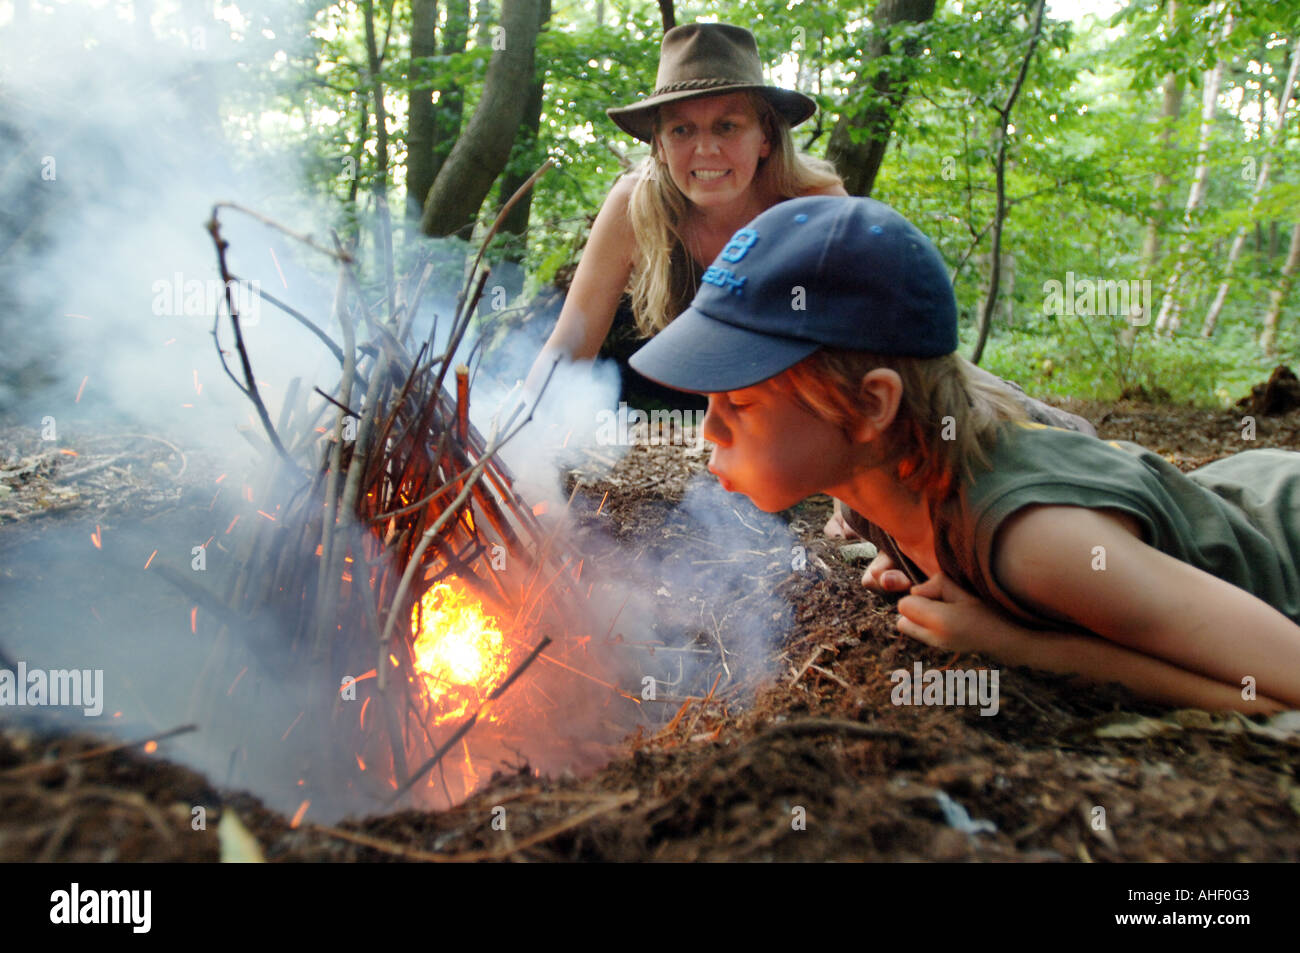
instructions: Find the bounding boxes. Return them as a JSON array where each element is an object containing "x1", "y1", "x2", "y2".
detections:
[{"x1": 702, "y1": 376, "x2": 857, "y2": 513}]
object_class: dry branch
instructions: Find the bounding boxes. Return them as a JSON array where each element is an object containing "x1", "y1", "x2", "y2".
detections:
[{"x1": 187, "y1": 164, "x2": 593, "y2": 813}]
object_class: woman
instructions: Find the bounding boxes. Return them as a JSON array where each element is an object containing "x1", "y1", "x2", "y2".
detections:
[
  {"x1": 526, "y1": 22, "x2": 846, "y2": 382},
  {"x1": 528, "y1": 22, "x2": 1091, "y2": 538}
]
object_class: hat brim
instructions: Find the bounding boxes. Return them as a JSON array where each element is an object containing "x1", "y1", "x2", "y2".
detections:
[
  {"x1": 607, "y1": 86, "x2": 816, "y2": 143},
  {"x1": 628, "y1": 305, "x2": 821, "y2": 393}
]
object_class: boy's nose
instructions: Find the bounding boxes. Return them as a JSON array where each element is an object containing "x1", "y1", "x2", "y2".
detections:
[{"x1": 701, "y1": 398, "x2": 730, "y2": 446}]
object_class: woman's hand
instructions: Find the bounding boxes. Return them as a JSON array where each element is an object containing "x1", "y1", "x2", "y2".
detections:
[{"x1": 896, "y1": 572, "x2": 1030, "y2": 657}]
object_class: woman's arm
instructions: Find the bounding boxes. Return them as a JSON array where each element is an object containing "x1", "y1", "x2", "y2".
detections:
[{"x1": 525, "y1": 175, "x2": 638, "y2": 393}]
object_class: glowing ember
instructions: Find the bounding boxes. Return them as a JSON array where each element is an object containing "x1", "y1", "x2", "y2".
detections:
[{"x1": 411, "y1": 583, "x2": 509, "y2": 719}]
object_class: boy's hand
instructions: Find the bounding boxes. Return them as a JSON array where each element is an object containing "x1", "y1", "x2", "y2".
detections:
[
  {"x1": 896, "y1": 572, "x2": 1026, "y2": 656},
  {"x1": 861, "y1": 553, "x2": 912, "y2": 593}
]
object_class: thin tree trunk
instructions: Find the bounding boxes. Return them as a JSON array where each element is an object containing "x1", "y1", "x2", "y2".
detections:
[
  {"x1": 494, "y1": 0, "x2": 551, "y2": 251},
  {"x1": 1202, "y1": 35, "x2": 1300, "y2": 337},
  {"x1": 1155, "y1": 6, "x2": 1234, "y2": 335},
  {"x1": 406, "y1": 0, "x2": 439, "y2": 222},
  {"x1": 1138, "y1": 2, "x2": 1184, "y2": 327},
  {"x1": 657, "y1": 0, "x2": 675, "y2": 32},
  {"x1": 363, "y1": 0, "x2": 395, "y2": 313},
  {"x1": 1261, "y1": 222, "x2": 1300, "y2": 354},
  {"x1": 825, "y1": 0, "x2": 938, "y2": 197},
  {"x1": 430, "y1": 0, "x2": 472, "y2": 188},
  {"x1": 970, "y1": 0, "x2": 1046, "y2": 366}
]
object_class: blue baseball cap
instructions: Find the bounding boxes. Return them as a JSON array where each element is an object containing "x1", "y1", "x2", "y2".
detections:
[{"x1": 628, "y1": 196, "x2": 958, "y2": 392}]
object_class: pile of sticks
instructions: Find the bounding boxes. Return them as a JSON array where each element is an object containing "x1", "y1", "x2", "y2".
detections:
[{"x1": 170, "y1": 166, "x2": 592, "y2": 807}]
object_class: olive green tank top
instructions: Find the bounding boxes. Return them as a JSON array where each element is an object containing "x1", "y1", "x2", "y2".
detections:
[{"x1": 929, "y1": 422, "x2": 1300, "y2": 628}]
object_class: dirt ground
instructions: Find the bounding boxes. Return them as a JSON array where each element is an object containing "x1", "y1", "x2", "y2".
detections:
[{"x1": 2, "y1": 397, "x2": 1300, "y2": 861}]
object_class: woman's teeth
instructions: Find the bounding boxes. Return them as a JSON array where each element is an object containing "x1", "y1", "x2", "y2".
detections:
[{"x1": 693, "y1": 170, "x2": 729, "y2": 181}]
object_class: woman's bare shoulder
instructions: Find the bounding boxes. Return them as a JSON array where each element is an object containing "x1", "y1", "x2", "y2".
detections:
[
  {"x1": 800, "y1": 181, "x2": 850, "y2": 198},
  {"x1": 604, "y1": 171, "x2": 640, "y2": 210}
]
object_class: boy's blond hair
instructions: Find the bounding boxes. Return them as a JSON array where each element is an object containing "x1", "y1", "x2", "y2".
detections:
[
  {"x1": 773, "y1": 350, "x2": 1027, "y2": 499},
  {"x1": 625, "y1": 92, "x2": 842, "y2": 337}
]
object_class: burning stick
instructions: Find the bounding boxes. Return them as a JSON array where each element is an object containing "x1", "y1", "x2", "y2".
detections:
[
  {"x1": 186, "y1": 161, "x2": 609, "y2": 813},
  {"x1": 455, "y1": 364, "x2": 470, "y2": 444}
]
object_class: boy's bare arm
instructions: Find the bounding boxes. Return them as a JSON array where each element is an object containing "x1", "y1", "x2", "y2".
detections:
[
  {"x1": 992, "y1": 504, "x2": 1300, "y2": 710},
  {"x1": 898, "y1": 572, "x2": 1290, "y2": 712}
]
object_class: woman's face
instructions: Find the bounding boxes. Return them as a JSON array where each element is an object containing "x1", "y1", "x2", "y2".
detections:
[{"x1": 654, "y1": 92, "x2": 772, "y2": 211}]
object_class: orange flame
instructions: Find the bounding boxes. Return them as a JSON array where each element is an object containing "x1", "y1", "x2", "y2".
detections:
[{"x1": 410, "y1": 583, "x2": 509, "y2": 721}]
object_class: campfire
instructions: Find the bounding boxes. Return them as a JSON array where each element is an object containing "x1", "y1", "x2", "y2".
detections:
[{"x1": 162, "y1": 169, "x2": 632, "y2": 815}]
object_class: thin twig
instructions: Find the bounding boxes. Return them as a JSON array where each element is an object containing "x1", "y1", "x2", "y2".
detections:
[
  {"x1": 212, "y1": 201, "x2": 354, "y2": 263},
  {"x1": 0, "y1": 724, "x2": 198, "y2": 780},
  {"x1": 315, "y1": 788, "x2": 637, "y2": 862},
  {"x1": 207, "y1": 208, "x2": 299, "y2": 473}
]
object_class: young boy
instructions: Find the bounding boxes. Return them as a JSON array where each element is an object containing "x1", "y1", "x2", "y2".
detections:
[{"x1": 629, "y1": 196, "x2": 1300, "y2": 713}]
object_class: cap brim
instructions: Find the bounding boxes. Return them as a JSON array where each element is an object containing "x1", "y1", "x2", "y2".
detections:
[{"x1": 629, "y1": 306, "x2": 820, "y2": 393}]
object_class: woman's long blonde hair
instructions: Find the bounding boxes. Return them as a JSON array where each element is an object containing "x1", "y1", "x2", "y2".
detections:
[{"x1": 625, "y1": 92, "x2": 842, "y2": 337}]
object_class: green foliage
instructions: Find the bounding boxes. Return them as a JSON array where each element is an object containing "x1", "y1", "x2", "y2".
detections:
[{"x1": 196, "y1": 0, "x2": 1299, "y2": 403}]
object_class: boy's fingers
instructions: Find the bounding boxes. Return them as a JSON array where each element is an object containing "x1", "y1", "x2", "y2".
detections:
[
  {"x1": 862, "y1": 553, "x2": 911, "y2": 593},
  {"x1": 896, "y1": 601, "x2": 949, "y2": 648},
  {"x1": 909, "y1": 573, "x2": 946, "y2": 599},
  {"x1": 898, "y1": 594, "x2": 945, "y2": 632},
  {"x1": 880, "y1": 569, "x2": 912, "y2": 591},
  {"x1": 864, "y1": 552, "x2": 894, "y2": 575}
]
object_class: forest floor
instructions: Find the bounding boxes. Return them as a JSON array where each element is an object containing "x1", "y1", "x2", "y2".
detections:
[{"x1": 3, "y1": 396, "x2": 1300, "y2": 861}]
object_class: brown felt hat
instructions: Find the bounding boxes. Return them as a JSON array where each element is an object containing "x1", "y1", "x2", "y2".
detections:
[{"x1": 606, "y1": 23, "x2": 816, "y2": 143}]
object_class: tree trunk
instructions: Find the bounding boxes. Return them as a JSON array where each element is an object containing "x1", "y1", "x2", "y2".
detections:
[
  {"x1": 1137, "y1": 3, "x2": 1184, "y2": 327},
  {"x1": 1260, "y1": 222, "x2": 1300, "y2": 354},
  {"x1": 406, "y1": 0, "x2": 439, "y2": 222},
  {"x1": 363, "y1": 0, "x2": 395, "y2": 311},
  {"x1": 825, "y1": 0, "x2": 937, "y2": 197},
  {"x1": 1154, "y1": 6, "x2": 1234, "y2": 335},
  {"x1": 657, "y1": 0, "x2": 675, "y2": 32},
  {"x1": 1202, "y1": 35, "x2": 1300, "y2": 337},
  {"x1": 970, "y1": 0, "x2": 1046, "y2": 366},
  {"x1": 430, "y1": 0, "x2": 472, "y2": 189},
  {"x1": 485, "y1": 0, "x2": 550, "y2": 303},
  {"x1": 420, "y1": 0, "x2": 543, "y2": 238},
  {"x1": 494, "y1": 0, "x2": 551, "y2": 246}
]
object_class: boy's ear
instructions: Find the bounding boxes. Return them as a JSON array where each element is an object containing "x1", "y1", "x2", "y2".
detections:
[{"x1": 849, "y1": 368, "x2": 903, "y2": 443}]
